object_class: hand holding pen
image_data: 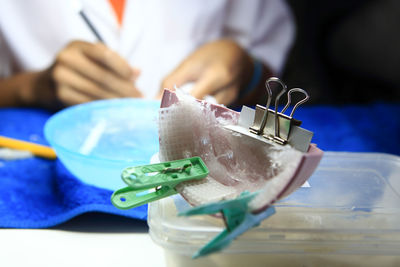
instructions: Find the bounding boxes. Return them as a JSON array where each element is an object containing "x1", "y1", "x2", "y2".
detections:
[
  {"x1": 24, "y1": 6, "x2": 141, "y2": 108},
  {"x1": 0, "y1": 4, "x2": 142, "y2": 109},
  {"x1": 47, "y1": 5, "x2": 142, "y2": 107},
  {"x1": 49, "y1": 40, "x2": 142, "y2": 106}
]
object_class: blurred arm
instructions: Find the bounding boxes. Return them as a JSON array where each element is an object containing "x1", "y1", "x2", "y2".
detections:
[
  {"x1": 160, "y1": 0, "x2": 295, "y2": 107},
  {"x1": 223, "y1": 0, "x2": 295, "y2": 105},
  {"x1": 0, "y1": 40, "x2": 142, "y2": 109}
]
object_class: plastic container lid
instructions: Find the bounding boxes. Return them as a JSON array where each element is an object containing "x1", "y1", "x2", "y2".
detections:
[{"x1": 148, "y1": 152, "x2": 400, "y2": 265}]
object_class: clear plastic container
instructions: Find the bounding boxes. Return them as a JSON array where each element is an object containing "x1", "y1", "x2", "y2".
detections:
[{"x1": 148, "y1": 152, "x2": 400, "y2": 267}]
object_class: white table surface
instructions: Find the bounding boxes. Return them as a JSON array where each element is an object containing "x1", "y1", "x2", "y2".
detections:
[{"x1": 0, "y1": 213, "x2": 166, "y2": 267}]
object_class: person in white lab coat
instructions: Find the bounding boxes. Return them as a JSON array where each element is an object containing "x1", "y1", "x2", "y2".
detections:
[{"x1": 0, "y1": 0, "x2": 294, "y2": 109}]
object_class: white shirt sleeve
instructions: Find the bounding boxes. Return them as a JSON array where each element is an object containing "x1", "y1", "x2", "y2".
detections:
[{"x1": 223, "y1": 0, "x2": 295, "y2": 75}]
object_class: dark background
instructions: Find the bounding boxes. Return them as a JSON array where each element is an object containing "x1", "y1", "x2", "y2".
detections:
[{"x1": 282, "y1": 0, "x2": 400, "y2": 104}]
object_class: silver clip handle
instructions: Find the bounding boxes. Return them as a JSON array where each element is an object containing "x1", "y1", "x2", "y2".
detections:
[
  {"x1": 258, "y1": 77, "x2": 287, "y2": 136},
  {"x1": 281, "y1": 88, "x2": 309, "y2": 118}
]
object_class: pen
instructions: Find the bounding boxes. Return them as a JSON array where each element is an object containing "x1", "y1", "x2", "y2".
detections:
[
  {"x1": 72, "y1": 0, "x2": 104, "y2": 43},
  {"x1": 79, "y1": 10, "x2": 104, "y2": 43},
  {"x1": 0, "y1": 136, "x2": 57, "y2": 160}
]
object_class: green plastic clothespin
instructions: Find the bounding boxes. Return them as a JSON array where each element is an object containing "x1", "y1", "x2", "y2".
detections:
[
  {"x1": 111, "y1": 157, "x2": 209, "y2": 210},
  {"x1": 179, "y1": 191, "x2": 276, "y2": 259}
]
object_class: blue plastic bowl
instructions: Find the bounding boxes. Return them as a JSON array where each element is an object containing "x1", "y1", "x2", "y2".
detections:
[{"x1": 44, "y1": 98, "x2": 160, "y2": 190}]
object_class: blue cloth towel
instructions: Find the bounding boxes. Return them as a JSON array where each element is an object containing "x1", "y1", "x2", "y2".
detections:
[{"x1": 0, "y1": 103, "x2": 399, "y2": 228}]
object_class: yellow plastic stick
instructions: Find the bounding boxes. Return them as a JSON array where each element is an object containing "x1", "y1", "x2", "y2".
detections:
[{"x1": 0, "y1": 136, "x2": 57, "y2": 160}]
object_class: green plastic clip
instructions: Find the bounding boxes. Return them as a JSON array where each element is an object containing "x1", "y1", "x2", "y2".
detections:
[
  {"x1": 111, "y1": 157, "x2": 209, "y2": 210},
  {"x1": 179, "y1": 191, "x2": 276, "y2": 259}
]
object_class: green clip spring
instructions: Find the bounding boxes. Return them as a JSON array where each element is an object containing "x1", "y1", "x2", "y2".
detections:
[{"x1": 111, "y1": 157, "x2": 209, "y2": 210}]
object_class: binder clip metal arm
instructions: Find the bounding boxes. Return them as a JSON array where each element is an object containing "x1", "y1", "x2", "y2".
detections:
[
  {"x1": 111, "y1": 157, "x2": 209, "y2": 210},
  {"x1": 225, "y1": 77, "x2": 313, "y2": 152},
  {"x1": 179, "y1": 191, "x2": 276, "y2": 259}
]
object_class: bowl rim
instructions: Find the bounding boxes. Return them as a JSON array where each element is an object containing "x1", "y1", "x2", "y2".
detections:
[{"x1": 44, "y1": 98, "x2": 161, "y2": 164}]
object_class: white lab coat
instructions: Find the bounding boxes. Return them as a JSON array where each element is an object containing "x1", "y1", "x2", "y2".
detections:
[{"x1": 0, "y1": 0, "x2": 294, "y2": 98}]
